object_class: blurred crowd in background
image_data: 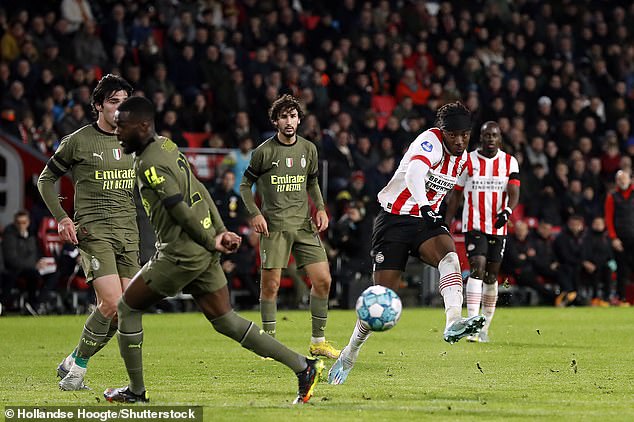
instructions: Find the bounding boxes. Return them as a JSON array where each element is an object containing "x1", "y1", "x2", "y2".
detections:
[{"x1": 1, "y1": 0, "x2": 633, "y2": 314}]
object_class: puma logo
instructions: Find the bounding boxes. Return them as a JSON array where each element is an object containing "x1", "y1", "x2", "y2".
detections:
[
  {"x1": 93, "y1": 152, "x2": 104, "y2": 160},
  {"x1": 128, "y1": 342, "x2": 143, "y2": 349},
  {"x1": 272, "y1": 160, "x2": 280, "y2": 167}
]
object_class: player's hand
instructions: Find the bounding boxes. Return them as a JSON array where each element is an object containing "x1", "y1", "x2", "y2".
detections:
[
  {"x1": 215, "y1": 231, "x2": 241, "y2": 254},
  {"x1": 58, "y1": 217, "x2": 78, "y2": 245},
  {"x1": 250, "y1": 214, "x2": 269, "y2": 237},
  {"x1": 314, "y1": 210, "x2": 329, "y2": 232},
  {"x1": 494, "y1": 207, "x2": 512, "y2": 229},
  {"x1": 419, "y1": 205, "x2": 448, "y2": 230}
]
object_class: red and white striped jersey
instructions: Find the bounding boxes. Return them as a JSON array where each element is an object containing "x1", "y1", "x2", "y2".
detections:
[
  {"x1": 455, "y1": 149, "x2": 520, "y2": 235},
  {"x1": 378, "y1": 128, "x2": 468, "y2": 216}
]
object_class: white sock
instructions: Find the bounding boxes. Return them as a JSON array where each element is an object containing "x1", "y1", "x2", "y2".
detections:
[
  {"x1": 466, "y1": 277, "x2": 483, "y2": 317},
  {"x1": 482, "y1": 282, "x2": 498, "y2": 332},
  {"x1": 438, "y1": 252, "x2": 464, "y2": 329},
  {"x1": 67, "y1": 363, "x2": 87, "y2": 376},
  {"x1": 63, "y1": 354, "x2": 74, "y2": 370},
  {"x1": 311, "y1": 336, "x2": 325, "y2": 344},
  {"x1": 345, "y1": 320, "x2": 372, "y2": 364}
]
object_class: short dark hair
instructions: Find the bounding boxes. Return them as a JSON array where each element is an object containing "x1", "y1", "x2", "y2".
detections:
[
  {"x1": 117, "y1": 96, "x2": 155, "y2": 121},
  {"x1": 435, "y1": 101, "x2": 471, "y2": 131},
  {"x1": 91, "y1": 74, "x2": 133, "y2": 116},
  {"x1": 268, "y1": 94, "x2": 305, "y2": 122}
]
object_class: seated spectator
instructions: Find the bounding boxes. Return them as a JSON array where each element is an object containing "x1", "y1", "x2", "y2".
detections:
[
  {"x1": 1, "y1": 210, "x2": 46, "y2": 315},
  {"x1": 502, "y1": 220, "x2": 558, "y2": 305},
  {"x1": 56, "y1": 102, "x2": 90, "y2": 136},
  {"x1": 395, "y1": 69, "x2": 429, "y2": 108},
  {"x1": 326, "y1": 130, "x2": 357, "y2": 198},
  {"x1": 210, "y1": 169, "x2": 248, "y2": 233},
  {"x1": 352, "y1": 135, "x2": 379, "y2": 173},
  {"x1": 554, "y1": 215, "x2": 586, "y2": 305},
  {"x1": 71, "y1": 21, "x2": 108, "y2": 68},
  {"x1": 581, "y1": 217, "x2": 614, "y2": 306}
]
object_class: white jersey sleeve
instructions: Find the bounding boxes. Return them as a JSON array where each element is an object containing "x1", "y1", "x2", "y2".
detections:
[{"x1": 378, "y1": 128, "x2": 467, "y2": 216}]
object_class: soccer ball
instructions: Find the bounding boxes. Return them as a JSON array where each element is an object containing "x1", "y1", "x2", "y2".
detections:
[{"x1": 355, "y1": 285, "x2": 402, "y2": 332}]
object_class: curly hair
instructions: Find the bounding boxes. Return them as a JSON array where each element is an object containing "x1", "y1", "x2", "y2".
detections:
[
  {"x1": 434, "y1": 101, "x2": 472, "y2": 130},
  {"x1": 91, "y1": 74, "x2": 133, "y2": 117},
  {"x1": 268, "y1": 94, "x2": 305, "y2": 123}
]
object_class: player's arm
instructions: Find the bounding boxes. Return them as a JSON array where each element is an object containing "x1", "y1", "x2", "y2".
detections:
[
  {"x1": 37, "y1": 135, "x2": 78, "y2": 244},
  {"x1": 494, "y1": 161, "x2": 521, "y2": 229},
  {"x1": 239, "y1": 149, "x2": 269, "y2": 235},
  {"x1": 306, "y1": 146, "x2": 328, "y2": 231},
  {"x1": 404, "y1": 144, "x2": 446, "y2": 228},
  {"x1": 199, "y1": 186, "x2": 226, "y2": 234},
  {"x1": 143, "y1": 162, "x2": 218, "y2": 252},
  {"x1": 444, "y1": 188, "x2": 464, "y2": 226}
]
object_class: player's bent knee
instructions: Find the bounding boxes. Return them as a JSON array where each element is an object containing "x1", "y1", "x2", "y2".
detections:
[
  {"x1": 117, "y1": 298, "x2": 143, "y2": 332},
  {"x1": 98, "y1": 301, "x2": 119, "y2": 318},
  {"x1": 438, "y1": 252, "x2": 460, "y2": 274}
]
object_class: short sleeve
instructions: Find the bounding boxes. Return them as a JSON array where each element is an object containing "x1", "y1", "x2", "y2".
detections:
[
  {"x1": 509, "y1": 156, "x2": 519, "y2": 174},
  {"x1": 408, "y1": 130, "x2": 443, "y2": 168}
]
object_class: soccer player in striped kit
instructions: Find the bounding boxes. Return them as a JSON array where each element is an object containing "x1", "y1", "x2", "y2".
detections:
[
  {"x1": 445, "y1": 121, "x2": 520, "y2": 342},
  {"x1": 329, "y1": 101, "x2": 485, "y2": 385}
]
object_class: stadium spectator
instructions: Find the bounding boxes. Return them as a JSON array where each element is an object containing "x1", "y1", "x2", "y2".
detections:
[
  {"x1": 1, "y1": 210, "x2": 45, "y2": 315},
  {"x1": 554, "y1": 215, "x2": 585, "y2": 306},
  {"x1": 71, "y1": 21, "x2": 108, "y2": 68},
  {"x1": 1, "y1": 0, "x2": 634, "y2": 313},
  {"x1": 328, "y1": 102, "x2": 485, "y2": 386},
  {"x1": 60, "y1": 0, "x2": 94, "y2": 33},
  {"x1": 502, "y1": 220, "x2": 558, "y2": 306},
  {"x1": 581, "y1": 217, "x2": 614, "y2": 307},
  {"x1": 604, "y1": 170, "x2": 634, "y2": 306},
  {"x1": 106, "y1": 95, "x2": 323, "y2": 405},
  {"x1": 37, "y1": 75, "x2": 137, "y2": 391},
  {"x1": 210, "y1": 170, "x2": 248, "y2": 233},
  {"x1": 446, "y1": 121, "x2": 520, "y2": 342},
  {"x1": 240, "y1": 94, "x2": 340, "y2": 359},
  {"x1": 56, "y1": 102, "x2": 89, "y2": 136}
]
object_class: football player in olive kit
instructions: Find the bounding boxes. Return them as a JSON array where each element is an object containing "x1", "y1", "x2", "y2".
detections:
[
  {"x1": 240, "y1": 94, "x2": 340, "y2": 359},
  {"x1": 104, "y1": 96, "x2": 322, "y2": 404},
  {"x1": 38, "y1": 74, "x2": 138, "y2": 391}
]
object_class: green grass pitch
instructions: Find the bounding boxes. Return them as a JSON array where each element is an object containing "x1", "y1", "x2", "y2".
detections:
[{"x1": 1, "y1": 307, "x2": 633, "y2": 421}]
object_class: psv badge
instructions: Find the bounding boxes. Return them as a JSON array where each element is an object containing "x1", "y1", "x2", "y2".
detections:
[{"x1": 113, "y1": 148, "x2": 122, "y2": 160}]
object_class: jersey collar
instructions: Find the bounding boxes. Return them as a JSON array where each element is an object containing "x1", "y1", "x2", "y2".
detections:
[
  {"x1": 274, "y1": 134, "x2": 298, "y2": 147},
  {"x1": 92, "y1": 122, "x2": 116, "y2": 136}
]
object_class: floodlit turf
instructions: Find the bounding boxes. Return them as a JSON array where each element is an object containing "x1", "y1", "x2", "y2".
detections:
[{"x1": 1, "y1": 307, "x2": 633, "y2": 421}]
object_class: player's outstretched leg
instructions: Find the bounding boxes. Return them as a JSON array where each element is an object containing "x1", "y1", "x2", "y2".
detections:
[
  {"x1": 210, "y1": 309, "x2": 324, "y2": 403},
  {"x1": 294, "y1": 357, "x2": 324, "y2": 404},
  {"x1": 328, "y1": 319, "x2": 371, "y2": 385},
  {"x1": 444, "y1": 314, "x2": 486, "y2": 344}
]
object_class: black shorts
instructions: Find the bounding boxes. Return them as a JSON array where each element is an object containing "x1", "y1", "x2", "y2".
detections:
[
  {"x1": 464, "y1": 231, "x2": 507, "y2": 263},
  {"x1": 370, "y1": 210, "x2": 450, "y2": 272}
]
